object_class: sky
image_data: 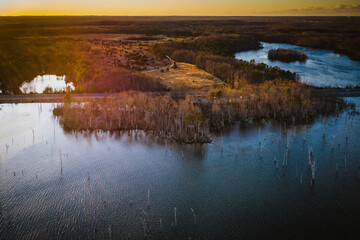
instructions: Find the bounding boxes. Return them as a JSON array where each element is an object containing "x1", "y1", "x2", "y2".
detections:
[{"x1": 0, "y1": 0, "x2": 360, "y2": 16}]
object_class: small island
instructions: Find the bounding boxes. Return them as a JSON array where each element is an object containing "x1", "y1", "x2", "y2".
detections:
[{"x1": 268, "y1": 48, "x2": 308, "y2": 62}]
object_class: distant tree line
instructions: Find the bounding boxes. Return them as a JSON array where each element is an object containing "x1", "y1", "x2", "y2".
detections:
[{"x1": 1, "y1": 16, "x2": 359, "y2": 60}]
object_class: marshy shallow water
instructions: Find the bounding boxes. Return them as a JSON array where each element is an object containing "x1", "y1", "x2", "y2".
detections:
[
  {"x1": 0, "y1": 100, "x2": 360, "y2": 239},
  {"x1": 235, "y1": 42, "x2": 360, "y2": 88}
]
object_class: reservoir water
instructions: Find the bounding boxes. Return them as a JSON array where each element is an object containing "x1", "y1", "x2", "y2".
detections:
[
  {"x1": 235, "y1": 42, "x2": 360, "y2": 88},
  {"x1": 0, "y1": 100, "x2": 360, "y2": 239}
]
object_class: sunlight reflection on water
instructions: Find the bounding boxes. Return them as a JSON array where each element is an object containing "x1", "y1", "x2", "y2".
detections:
[{"x1": 20, "y1": 75, "x2": 75, "y2": 94}]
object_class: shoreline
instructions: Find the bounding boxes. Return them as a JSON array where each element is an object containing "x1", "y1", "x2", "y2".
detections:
[{"x1": 1, "y1": 88, "x2": 360, "y2": 104}]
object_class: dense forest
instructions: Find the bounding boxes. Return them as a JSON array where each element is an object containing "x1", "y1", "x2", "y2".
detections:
[{"x1": 160, "y1": 34, "x2": 262, "y2": 57}]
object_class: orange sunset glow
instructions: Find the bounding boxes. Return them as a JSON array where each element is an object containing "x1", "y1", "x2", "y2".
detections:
[{"x1": 1, "y1": 0, "x2": 360, "y2": 16}]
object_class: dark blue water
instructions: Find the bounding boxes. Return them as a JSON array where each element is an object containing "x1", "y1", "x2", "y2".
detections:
[
  {"x1": 0, "y1": 101, "x2": 360, "y2": 239},
  {"x1": 235, "y1": 42, "x2": 360, "y2": 87}
]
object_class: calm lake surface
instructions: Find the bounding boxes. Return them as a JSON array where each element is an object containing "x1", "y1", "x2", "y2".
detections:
[
  {"x1": 235, "y1": 42, "x2": 360, "y2": 88},
  {"x1": 0, "y1": 100, "x2": 360, "y2": 239}
]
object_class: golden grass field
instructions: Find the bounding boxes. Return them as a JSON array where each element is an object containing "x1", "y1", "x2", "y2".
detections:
[{"x1": 144, "y1": 62, "x2": 225, "y2": 91}]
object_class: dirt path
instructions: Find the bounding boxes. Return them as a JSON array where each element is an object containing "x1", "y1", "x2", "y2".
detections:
[
  {"x1": 0, "y1": 92, "x2": 200, "y2": 103},
  {"x1": 0, "y1": 93, "x2": 114, "y2": 103},
  {"x1": 1, "y1": 88, "x2": 359, "y2": 104}
]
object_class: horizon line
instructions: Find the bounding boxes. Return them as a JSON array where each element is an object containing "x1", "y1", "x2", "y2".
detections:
[{"x1": 1, "y1": 14, "x2": 359, "y2": 17}]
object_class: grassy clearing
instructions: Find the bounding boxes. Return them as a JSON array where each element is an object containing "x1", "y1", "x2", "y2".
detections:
[{"x1": 144, "y1": 62, "x2": 225, "y2": 91}]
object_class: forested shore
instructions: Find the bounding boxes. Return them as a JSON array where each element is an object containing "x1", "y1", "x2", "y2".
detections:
[{"x1": 53, "y1": 88, "x2": 355, "y2": 143}]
